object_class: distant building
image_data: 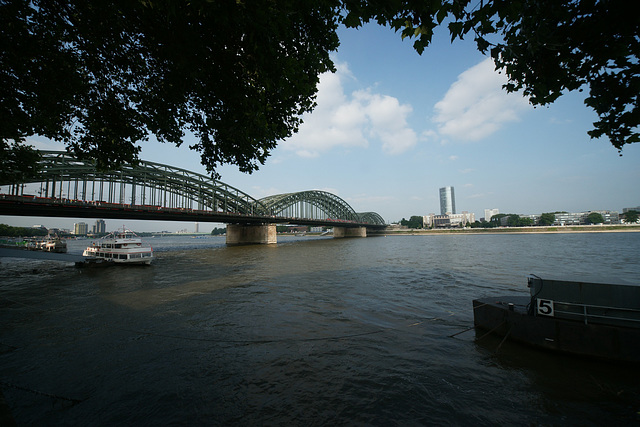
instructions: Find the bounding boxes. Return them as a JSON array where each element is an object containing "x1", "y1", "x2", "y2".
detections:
[
  {"x1": 439, "y1": 186, "x2": 456, "y2": 215},
  {"x1": 74, "y1": 222, "x2": 88, "y2": 235},
  {"x1": 423, "y1": 211, "x2": 475, "y2": 228},
  {"x1": 92, "y1": 219, "x2": 106, "y2": 234},
  {"x1": 552, "y1": 211, "x2": 619, "y2": 225},
  {"x1": 433, "y1": 215, "x2": 451, "y2": 228},
  {"x1": 623, "y1": 206, "x2": 640, "y2": 213},
  {"x1": 591, "y1": 210, "x2": 619, "y2": 224},
  {"x1": 552, "y1": 212, "x2": 583, "y2": 225},
  {"x1": 283, "y1": 225, "x2": 308, "y2": 233},
  {"x1": 484, "y1": 208, "x2": 499, "y2": 222},
  {"x1": 496, "y1": 211, "x2": 621, "y2": 226},
  {"x1": 452, "y1": 211, "x2": 475, "y2": 227},
  {"x1": 423, "y1": 214, "x2": 436, "y2": 228},
  {"x1": 520, "y1": 214, "x2": 541, "y2": 224}
]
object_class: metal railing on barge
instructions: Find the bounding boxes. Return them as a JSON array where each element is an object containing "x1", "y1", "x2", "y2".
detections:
[{"x1": 529, "y1": 275, "x2": 640, "y2": 329}]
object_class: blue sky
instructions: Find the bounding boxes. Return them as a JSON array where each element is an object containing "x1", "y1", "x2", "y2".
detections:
[{"x1": 6, "y1": 22, "x2": 640, "y2": 232}]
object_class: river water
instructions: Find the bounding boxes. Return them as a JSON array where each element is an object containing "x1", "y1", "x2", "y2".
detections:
[{"x1": 1, "y1": 232, "x2": 639, "y2": 425}]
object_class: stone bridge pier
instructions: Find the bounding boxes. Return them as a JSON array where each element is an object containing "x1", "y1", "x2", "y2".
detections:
[
  {"x1": 332, "y1": 226, "x2": 367, "y2": 238},
  {"x1": 226, "y1": 224, "x2": 277, "y2": 245},
  {"x1": 225, "y1": 224, "x2": 368, "y2": 245}
]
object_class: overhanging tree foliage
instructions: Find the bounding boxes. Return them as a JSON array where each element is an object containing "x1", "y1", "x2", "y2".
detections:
[
  {"x1": 0, "y1": 139, "x2": 41, "y2": 183},
  {"x1": 1, "y1": 0, "x2": 637, "y2": 178},
  {"x1": 1, "y1": 0, "x2": 340, "y2": 176},
  {"x1": 463, "y1": 0, "x2": 639, "y2": 150}
]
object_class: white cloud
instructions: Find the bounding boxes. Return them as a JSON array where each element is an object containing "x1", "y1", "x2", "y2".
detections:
[
  {"x1": 433, "y1": 58, "x2": 530, "y2": 141},
  {"x1": 420, "y1": 129, "x2": 437, "y2": 141},
  {"x1": 355, "y1": 90, "x2": 416, "y2": 154},
  {"x1": 281, "y1": 62, "x2": 417, "y2": 157}
]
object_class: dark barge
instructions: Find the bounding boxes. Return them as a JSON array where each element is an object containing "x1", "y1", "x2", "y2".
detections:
[{"x1": 473, "y1": 275, "x2": 640, "y2": 363}]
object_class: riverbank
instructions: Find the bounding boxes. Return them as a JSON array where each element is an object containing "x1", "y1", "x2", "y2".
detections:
[{"x1": 372, "y1": 224, "x2": 640, "y2": 236}]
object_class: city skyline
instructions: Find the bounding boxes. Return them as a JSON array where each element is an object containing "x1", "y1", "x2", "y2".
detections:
[
  {"x1": 2, "y1": 201, "x2": 634, "y2": 234},
  {"x1": 2, "y1": 22, "x2": 639, "y2": 232}
]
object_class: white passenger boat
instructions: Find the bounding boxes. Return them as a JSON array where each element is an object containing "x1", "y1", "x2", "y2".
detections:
[
  {"x1": 26, "y1": 235, "x2": 67, "y2": 253},
  {"x1": 83, "y1": 228, "x2": 154, "y2": 265},
  {"x1": 42, "y1": 235, "x2": 67, "y2": 253}
]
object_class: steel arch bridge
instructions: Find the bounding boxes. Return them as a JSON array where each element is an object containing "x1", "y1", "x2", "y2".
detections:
[
  {"x1": 0, "y1": 150, "x2": 386, "y2": 227},
  {"x1": 260, "y1": 191, "x2": 353, "y2": 222}
]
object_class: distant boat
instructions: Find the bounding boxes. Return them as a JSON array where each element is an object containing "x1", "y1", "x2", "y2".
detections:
[
  {"x1": 42, "y1": 235, "x2": 67, "y2": 253},
  {"x1": 473, "y1": 275, "x2": 640, "y2": 362},
  {"x1": 83, "y1": 227, "x2": 154, "y2": 265},
  {"x1": 27, "y1": 235, "x2": 67, "y2": 253}
]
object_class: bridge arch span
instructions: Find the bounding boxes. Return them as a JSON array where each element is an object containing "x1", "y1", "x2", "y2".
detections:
[
  {"x1": 1, "y1": 150, "x2": 387, "y2": 227},
  {"x1": 357, "y1": 212, "x2": 386, "y2": 226},
  {"x1": 259, "y1": 191, "x2": 359, "y2": 223},
  {"x1": 258, "y1": 191, "x2": 386, "y2": 226},
  {"x1": 3, "y1": 150, "x2": 269, "y2": 215}
]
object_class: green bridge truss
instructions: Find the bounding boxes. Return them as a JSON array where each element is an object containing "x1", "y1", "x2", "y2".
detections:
[
  {"x1": 259, "y1": 191, "x2": 385, "y2": 225},
  {"x1": 1, "y1": 150, "x2": 386, "y2": 226}
]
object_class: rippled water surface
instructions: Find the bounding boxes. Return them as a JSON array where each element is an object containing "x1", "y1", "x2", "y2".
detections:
[{"x1": 1, "y1": 232, "x2": 639, "y2": 425}]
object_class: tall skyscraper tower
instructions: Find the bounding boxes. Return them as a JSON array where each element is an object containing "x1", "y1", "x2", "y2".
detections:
[
  {"x1": 439, "y1": 186, "x2": 456, "y2": 215},
  {"x1": 93, "y1": 219, "x2": 106, "y2": 234},
  {"x1": 74, "y1": 222, "x2": 88, "y2": 235}
]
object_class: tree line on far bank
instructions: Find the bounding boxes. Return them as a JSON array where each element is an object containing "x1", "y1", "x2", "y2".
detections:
[
  {"x1": 210, "y1": 227, "x2": 226, "y2": 236},
  {"x1": 0, "y1": 224, "x2": 49, "y2": 237},
  {"x1": 399, "y1": 211, "x2": 639, "y2": 229}
]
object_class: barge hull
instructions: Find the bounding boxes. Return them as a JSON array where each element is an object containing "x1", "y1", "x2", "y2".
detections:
[{"x1": 473, "y1": 296, "x2": 640, "y2": 363}]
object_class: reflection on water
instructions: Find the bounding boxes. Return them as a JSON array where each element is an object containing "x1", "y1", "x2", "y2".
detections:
[{"x1": 1, "y1": 233, "x2": 639, "y2": 425}]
